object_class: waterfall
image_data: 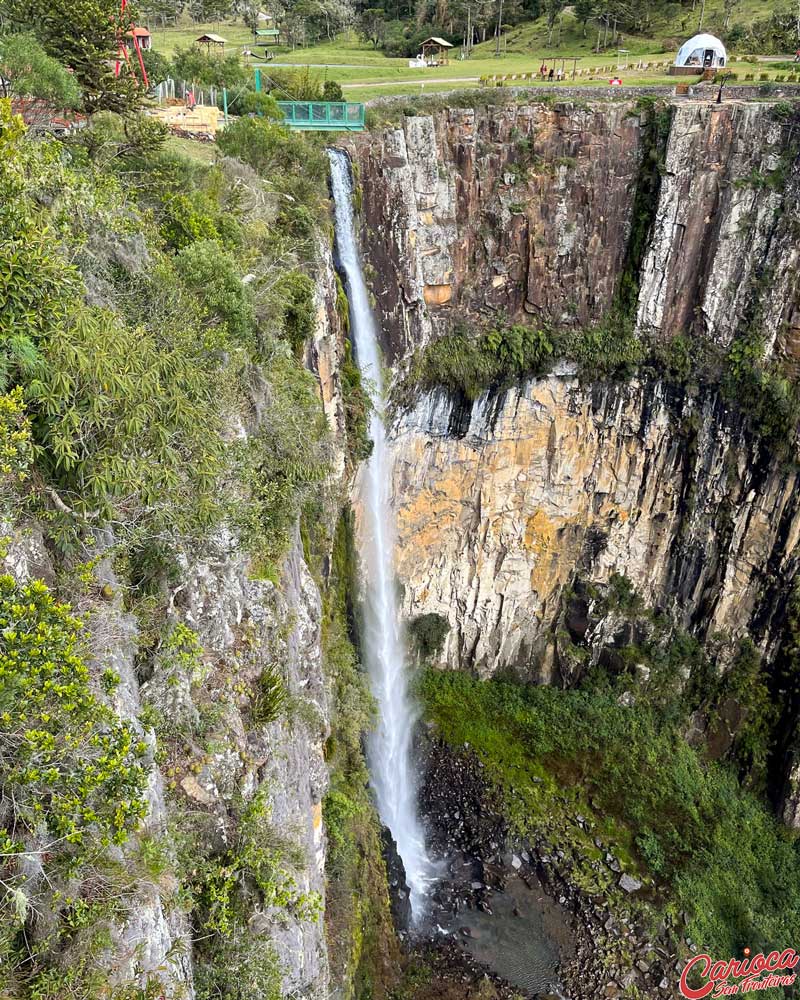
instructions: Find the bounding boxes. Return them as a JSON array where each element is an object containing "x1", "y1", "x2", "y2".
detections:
[{"x1": 328, "y1": 148, "x2": 432, "y2": 919}]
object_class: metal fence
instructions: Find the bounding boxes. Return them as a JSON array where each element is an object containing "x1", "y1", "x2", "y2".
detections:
[{"x1": 276, "y1": 101, "x2": 366, "y2": 131}]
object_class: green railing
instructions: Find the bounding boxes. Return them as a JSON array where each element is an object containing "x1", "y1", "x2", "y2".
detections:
[{"x1": 276, "y1": 101, "x2": 366, "y2": 131}]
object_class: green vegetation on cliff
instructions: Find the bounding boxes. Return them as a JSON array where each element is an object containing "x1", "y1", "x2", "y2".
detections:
[
  {"x1": 421, "y1": 671, "x2": 800, "y2": 961},
  {"x1": 419, "y1": 576, "x2": 800, "y2": 972},
  {"x1": 320, "y1": 510, "x2": 400, "y2": 999},
  {"x1": 0, "y1": 91, "x2": 351, "y2": 999}
]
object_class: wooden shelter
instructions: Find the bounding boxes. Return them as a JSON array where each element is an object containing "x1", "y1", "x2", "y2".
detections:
[
  {"x1": 420, "y1": 36, "x2": 453, "y2": 66},
  {"x1": 195, "y1": 33, "x2": 227, "y2": 55},
  {"x1": 539, "y1": 56, "x2": 580, "y2": 80}
]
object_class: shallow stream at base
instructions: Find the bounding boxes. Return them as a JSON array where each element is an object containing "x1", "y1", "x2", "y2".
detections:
[{"x1": 431, "y1": 870, "x2": 575, "y2": 998}]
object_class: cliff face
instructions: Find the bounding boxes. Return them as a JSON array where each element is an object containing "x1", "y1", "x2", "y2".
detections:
[
  {"x1": 1, "y1": 244, "x2": 349, "y2": 999},
  {"x1": 344, "y1": 97, "x2": 800, "y2": 818},
  {"x1": 2, "y1": 523, "x2": 332, "y2": 999},
  {"x1": 389, "y1": 372, "x2": 799, "y2": 678},
  {"x1": 348, "y1": 100, "x2": 800, "y2": 675},
  {"x1": 350, "y1": 100, "x2": 800, "y2": 362},
  {"x1": 636, "y1": 103, "x2": 800, "y2": 355},
  {"x1": 350, "y1": 102, "x2": 643, "y2": 360}
]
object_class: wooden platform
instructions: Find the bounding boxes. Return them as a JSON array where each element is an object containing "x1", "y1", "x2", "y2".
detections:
[{"x1": 150, "y1": 103, "x2": 222, "y2": 137}]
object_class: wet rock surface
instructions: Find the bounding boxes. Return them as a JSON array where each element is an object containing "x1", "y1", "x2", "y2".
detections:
[{"x1": 416, "y1": 735, "x2": 681, "y2": 999}]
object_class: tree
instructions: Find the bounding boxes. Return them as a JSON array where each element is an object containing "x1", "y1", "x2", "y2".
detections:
[
  {"x1": 357, "y1": 6, "x2": 387, "y2": 46},
  {"x1": 322, "y1": 78, "x2": 344, "y2": 100},
  {"x1": 188, "y1": 0, "x2": 234, "y2": 20},
  {"x1": 494, "y1": 0, "x2": 504, "y2": 54},
  {"x1": 172, "y1": 45, "x2": 250, "y2": 86},
  {"x1": 545, "y1": 0, "x2": 564, "y2": 44},
  {"x1": 141, "y1": 46, "x2": 173, "y2": 85},
  {"x1": 138, "y1": 0, "x2": 181, "y2": 25},
  {"x1": 0, "y1": 0, "x2": 141, "y2": 111},
  {"x1": 0, "y1": 32, "x2": 81, "y2": 122},
  {"x1": 574, "y1": 0, "x2": 595, "y2": 36}
]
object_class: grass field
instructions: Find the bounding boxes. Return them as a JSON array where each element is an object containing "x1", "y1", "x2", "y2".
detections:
[
  {"x1": 148, "y1": 20, "x2": 254, "y2": 57},
  {"x1": 147, "y1": 1, "x2": 799, "y2": 103}
]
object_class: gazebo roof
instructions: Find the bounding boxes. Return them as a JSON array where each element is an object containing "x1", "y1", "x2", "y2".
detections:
[
  {"x1": 675, "y1": 33, "x2": 727, "y2": 64},
  {"x1": 421, "y1": 36, "x2": 453, "y2": 48},
  {"x1": 196, "y1": 33, "x2": 227, "y2": 44}
]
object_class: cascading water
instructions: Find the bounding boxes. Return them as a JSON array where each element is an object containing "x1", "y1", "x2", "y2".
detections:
[{"x1": 328, "y1": 148, "x2": 432, "y2": 918}]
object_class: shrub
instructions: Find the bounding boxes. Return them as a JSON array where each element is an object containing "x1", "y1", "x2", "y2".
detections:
[
  {"x1": 259, "y1": 67, "x2": 322, "y2": 101},
  {"x1": 723, "y1": 334, "x2": 800, "y2": 452},
  {"x1": 172, "y1": 47, "x2": 249, "y2": 89},
  {"x1": 278, "y1": 271, "x2": 316, "y2": 352},
  {"x1": 194, "y1": 934, "x2": 282, "y2": 1000},
  {"x1": 0, "y1": 387, "x2": 33, "y2": 502},
  {"x1": 250, "y1": 666, "x2": 287, "y2": 726},
  {"x1": 73, "y1": 110, "x2": 169, "y2": 166},
  {"x1": 216, "y1": 116, "x2": 326, "y2": 187},
  {"x1": 177, "y1": 239, "x2": 255, "y2": 345},
  {"x1": 233, "y1": 350, "x2": 330, "y2": 567},
  {"x1": 28, "y1": 303, "x2": 226, "y2": 543},
  {"x1": 0, "y1": 575, "x2": 148, "y2": 849},
  {"x1": 0, "y1": 33, "x2": 80, "y2": 109},
  {"x1": 186, "y1": 787, "x2": 321, "y2": 956},
  {"x1": 405, "y1": 323, "x2": 554, "y2": 403},
  {"x1": 562, "y1": 316, "x2": 645, "y2": 380},
  {"x1": 141, "y1": 47, "x2": 172, "y2": 86},
  {"x1": 159, "y1": 191, "x2": 223, "y2": 250},
  {"x1": 234, "y1": 90, "x2": 282, "y2": 118},
  {"x1": 0, "y1": 103, "x2": 79, "y2": 388},
  {"x1": 407, "y1": 612, "x2": 449, "y2": 664},
  {"x1": 322, "y1": 80, "x2": 344, "y2": 102},
  {"x1": 340, "y1": 339, "x2": 373, "y2": 465}
]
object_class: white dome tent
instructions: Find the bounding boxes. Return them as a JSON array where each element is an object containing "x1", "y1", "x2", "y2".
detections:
[{"x1": 674, "y1": 33, "x2": 728, "y2": 70}]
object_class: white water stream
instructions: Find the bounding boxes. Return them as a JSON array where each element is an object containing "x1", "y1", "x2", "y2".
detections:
[{"x1": 328, "y1": 149, "x2": 432, "y2": 919}]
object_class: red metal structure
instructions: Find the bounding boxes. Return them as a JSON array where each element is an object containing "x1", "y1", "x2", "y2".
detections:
[{"x1": 115, "y1": 0, "x2": 149, "y2": 88}]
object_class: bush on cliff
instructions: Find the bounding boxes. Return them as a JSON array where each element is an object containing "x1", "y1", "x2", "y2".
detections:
[
  {"x1": 420, "y1": 667, "x2": 800, "y2": 963},
  {"x1": 0, "y1": 93, "x2": 338, "y2": 995},
  {"x1": 405, "y1": 322, "x2": 554, "y2": 402}
]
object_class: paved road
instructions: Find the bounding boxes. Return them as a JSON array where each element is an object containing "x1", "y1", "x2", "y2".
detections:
[{"x1": 252, "y1": 61, "x2": 381, "y2": 68}]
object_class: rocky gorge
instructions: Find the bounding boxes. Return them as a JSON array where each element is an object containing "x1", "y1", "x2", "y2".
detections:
[
  {"x1": 342, "y1": 94, "x2": 800, "y2": 812},
  {"x1": 3, "y1": 87, "x2": 800, "y2": 1000},
  {"x1": 333, "y1": 93, "x2": 800, "y2": 998}
]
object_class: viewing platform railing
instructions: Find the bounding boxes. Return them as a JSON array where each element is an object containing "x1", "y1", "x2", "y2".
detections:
[{"x1": 276, "y1": 101, "x2": 366, "y2": 131}]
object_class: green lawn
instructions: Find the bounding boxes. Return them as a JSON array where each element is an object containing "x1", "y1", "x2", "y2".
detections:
[
  {"x1": 147, "y1": 5, "x2": 797, "y2": 102},
  {"x1": 148, "y1": 19, "x2": 254, "y2": 57}
]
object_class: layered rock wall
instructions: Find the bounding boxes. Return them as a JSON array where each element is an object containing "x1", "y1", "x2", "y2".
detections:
[
  {"x1": 389, "y1": 373, "x2": 800, "y2": 678},
  {"x1": 348, "y1": 99, "x2": 800, "y2": 362},
  {"x1": 349, "y1": 102, "x2": 643, "y2": 359},
  {"x1": 636, "y1": 102, "x2": 800, "y2": 352}
]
